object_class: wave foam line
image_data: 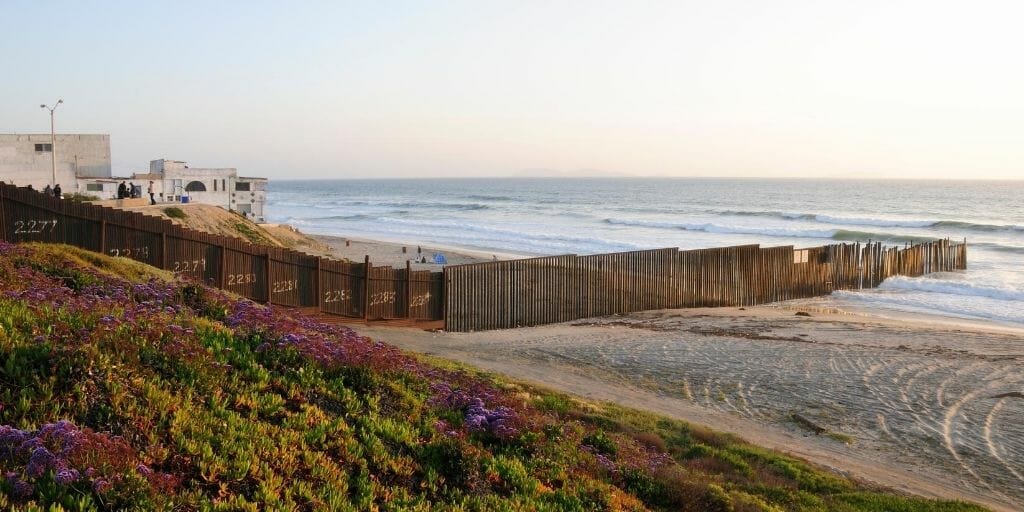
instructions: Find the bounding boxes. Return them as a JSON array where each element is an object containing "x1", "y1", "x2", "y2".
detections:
[
  {"x1": 879, "y1": 276, "x2": 1024, "y2": 302},
  {"x1": 718, "y1": 210, "x2": 1024, "y2": 232},
  {"x1": 603, "y1": 218, "x2": 938, "y2": 244}
]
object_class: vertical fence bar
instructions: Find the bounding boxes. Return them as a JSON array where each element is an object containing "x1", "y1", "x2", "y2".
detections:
[
  {"x1": 264, "y1": 251, "x2": 272, "y2": 304},
  {"x1": 363, "y1": 255, "x2": 371, "y2": 321}
]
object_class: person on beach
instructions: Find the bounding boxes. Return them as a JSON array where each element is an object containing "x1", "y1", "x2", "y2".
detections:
[
  {"x1": 53, "y1": 184, "x2": 61, "y2": 198},
  {"x1": 43, "y1": 184, "x2": 52, "y2": 196},
  {"x1": 148, "y1": 181, "x2": 155, "y2": 205},
  {"x1": 128, "y1": 182, "x2": 136, "y2": 198},
  {"x1": 118, "y1": 181, "x2": 127, "y2": 199}
]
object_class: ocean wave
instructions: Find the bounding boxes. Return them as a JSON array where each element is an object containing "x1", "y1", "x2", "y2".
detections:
[
  {"x1": 814, "y1": 215, "x2": 935, "y2": 228},
  {"x1": 971, "y1": 242, "x2": 1024, "y2": 255},
  {"x1": 307, "y1": 214, "x2": 372, "y2": 221},
  {"x1": 603, "y1": 218, "x2": 833, "y2": 238},
  {"x1": 834, "y1": 288, "x2": 1024, "y2": 325},
  {"x1": 829, "y1": 230, "x2": 936, "y2": 245},
  {"x1": 932, "y1": 220, "x2": 1024, "y2": 232},
  {"x1": 465, "y1": 194, "x2": 513, "y2": 202},
  {"x1": 376, "y1": 216, "x2": 642, "y2": 252},
  {"x1": 878, "y1": 275, "x2": 1024, "y2": 302},
  {"x1": 716, "y1": 210, "x2": 1024, "y2": 232},
  {"x1": 272, "y1": 198, "x2": 491, "y2": 211},
  {"x1": 603, "y1": 218, "x2": 940, "y2": 244}
]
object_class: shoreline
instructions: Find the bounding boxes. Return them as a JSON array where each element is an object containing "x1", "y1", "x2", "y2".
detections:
[
  {"x1": 303, "y1": 227, "x2": 1023, "y2": 332},
  {"x1": 311, "y1": 233, "x2": 532, "y2": 270}
]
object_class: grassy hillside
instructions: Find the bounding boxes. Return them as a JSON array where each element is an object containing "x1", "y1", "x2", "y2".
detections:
[
  {"x1": 113, "y1": 203, "x2": 332, "y2": 255},
  {"x1": 0, "y1": 242, "x2": 987, "y2": 511}
]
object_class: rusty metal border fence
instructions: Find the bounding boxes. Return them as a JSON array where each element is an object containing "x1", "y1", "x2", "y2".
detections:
[
  {"x1": 0, "y1": 183, "x2": 437, "y2": 321},
  {"x1": 0, "y1": 184, "x2": 967, "y2": 332},
  {"x1": 443, "y1": 239, "x2": 967, "y2": 332}
]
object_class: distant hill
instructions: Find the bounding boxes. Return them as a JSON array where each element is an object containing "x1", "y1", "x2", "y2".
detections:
[{"x1": 511, "y1": 168, "x2": 635, "y2": 178}]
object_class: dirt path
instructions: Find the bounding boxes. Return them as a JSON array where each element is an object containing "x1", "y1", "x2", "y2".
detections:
[{"x1": 354, "y1": 306, "x2": 1024, "y2": 512}]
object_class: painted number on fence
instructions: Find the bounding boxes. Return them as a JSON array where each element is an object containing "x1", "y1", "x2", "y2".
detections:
[
  {"x1": 173, "y1": 259, "x2": 207, "y2": 273},
  {"x1": 13, "y1": 219, "x2": 58, "y2": 234},
  {"x1": 227, "y1": 273, "x2": 257, "y2": 286},
  {"x1": 369, "y1": 291, "x2": 397, "y2": 306},
  {"x1": 410, "y1": 292, "x2": 432, "y2": 307},
  {"x1": 272, "y1": 279, "x2": 298, "y2": 293},
  {"x1": 110, "y1": 247, "x2": 151, "y2": 259},
  {"x1": 323, "y1": 289, "x2": 351, "y2": 303}
]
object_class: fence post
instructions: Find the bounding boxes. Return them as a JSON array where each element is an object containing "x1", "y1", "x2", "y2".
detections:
[
  {"x1": 0, "y1": 185, "x2": 7, "y2": 242},
  {"x1": 316, "y1": 256, "x2": 323, "y2": 312},
  {"x1": 99, "y1": 210, "x2": 107, "y2": 254},
  {"x1": 363, "y1": 255, "x2": 371, "y2": 320},
  {"x1": 406, "y1": 259, "x2": 413, "y2": 319},
  {"x1": 442, "y1": 266, "x2": 448, "y2": 331},
  {"x1": 219, "y1": 243, "x2": 227, "y2": 289},
  {"x1": 265, "y1": 251, "x2": 272, "y2": 304},
  {"x1": 160, "y1": 232, "x2": 167, "y2": 269}
]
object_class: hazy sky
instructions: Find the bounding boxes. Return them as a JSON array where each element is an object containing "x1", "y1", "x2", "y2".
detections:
[{"x1": 2, "y1": 1, "x2": 1022, "y2": 179}]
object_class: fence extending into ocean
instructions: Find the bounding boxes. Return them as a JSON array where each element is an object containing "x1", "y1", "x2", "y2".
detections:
[{"x1": 0, "y1": 183, "x2": 966, "y2": 332}]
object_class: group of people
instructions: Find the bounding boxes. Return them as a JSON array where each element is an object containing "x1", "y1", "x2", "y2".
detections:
[
  {"x1": 41, "y1": 183, "x2": 62, "y2": 198},
  {"x1": 118, "y1": 180, "x2": 157, "y2": 205},
  {"x1": 117, "y1": 180, "x2": 137, "y2": 199}
]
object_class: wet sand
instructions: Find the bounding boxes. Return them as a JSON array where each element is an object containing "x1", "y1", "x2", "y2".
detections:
[{"x1": 355, "y1": 305, "x2": 1024, "y2": 512}]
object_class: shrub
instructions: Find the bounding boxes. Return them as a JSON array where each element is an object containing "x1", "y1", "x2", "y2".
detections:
[{"x1": 163, "y1": 207, "x2": 186, "y2": 219}]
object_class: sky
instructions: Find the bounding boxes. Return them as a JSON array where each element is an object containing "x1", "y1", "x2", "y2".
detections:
[{"x1": 1, "y1": 0, "x2": 1022, "y2": 180}]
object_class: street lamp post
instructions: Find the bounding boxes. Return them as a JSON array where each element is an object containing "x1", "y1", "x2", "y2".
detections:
[{"x1": 40, "y1": 99, "x2": 63, "y2": 188}]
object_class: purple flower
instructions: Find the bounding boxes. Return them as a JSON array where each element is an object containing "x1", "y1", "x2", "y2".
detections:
[
  {"x1": 55, "y1": 468, "x2": 80, "y2": 485},
  {"x1": 9, "y1": 476, "x2": 33, "y2": 499},
  {"x1": 92, "y1": 478, "x2": 111, "y2": 493},
  {"x1": 26, "y1": 447, "x2": 55, "y2": 477},
  {"x1": 136, "y1": 463, "x2": 153, "y2": 476}
]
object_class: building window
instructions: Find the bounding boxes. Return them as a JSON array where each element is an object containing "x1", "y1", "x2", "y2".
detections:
[
  {"x1": 185, "y1": 181, "x2": 207, "y2": 192},
  {"x1": 213, "y1": 180, "x2": 217, "y2": 191},
  {"x1": 793, "y1": 249, "x2": 809, "y2": 264},
  {"x1": 222, "y1": 179, "x2": 226, "y2": 191},
  {"x1": 34, "y1": 143, "x2": 53, "y2": 152},
  {"x1": 86, "y1": 183, "x2": 103, "y2": 192},
  {"x1": 235, "y1": 182, "x2": 251, "y2": 191}
]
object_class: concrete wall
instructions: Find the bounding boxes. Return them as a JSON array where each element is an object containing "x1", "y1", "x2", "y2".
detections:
[
  {"x1": 0, "y1": 134, "x2": 111, "y2": 189},
  {"x1": 145, "y1": 161, "x2": 267, "y2": 221},
  {"x1": 233, "y1": 177, "x2": 267, "y2": 221}
]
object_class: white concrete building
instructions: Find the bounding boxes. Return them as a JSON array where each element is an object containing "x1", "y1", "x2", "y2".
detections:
[
  {"x1": 0, "y1": 134, "x2": 111, "y2": 189},
  {"x1": 3, "y1": 134, "x2": 267, "y2": 222},
  {"x1": 152, "y1": 159, "x2": 267, "y2": 221},
  {"x1": 78, "y1": 159, "x2": 267, "y2": 221}
]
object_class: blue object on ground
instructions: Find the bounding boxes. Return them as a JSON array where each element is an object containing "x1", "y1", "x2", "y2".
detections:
[{"x1": 433, "y1": 253, "x2": 447, "y2": 264}]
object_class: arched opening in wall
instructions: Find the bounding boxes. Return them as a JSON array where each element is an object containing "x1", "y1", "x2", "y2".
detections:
[{"x1": 185, "y1": 181, "x2": 206, "y2": 192}]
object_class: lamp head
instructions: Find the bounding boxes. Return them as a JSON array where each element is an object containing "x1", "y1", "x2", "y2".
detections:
[
  {"x1": 40, "y1": 104, "x2": 46, "y2": 108},
  {"x1": 57, "y1": 99, "x2": 63, "y2": 104}
]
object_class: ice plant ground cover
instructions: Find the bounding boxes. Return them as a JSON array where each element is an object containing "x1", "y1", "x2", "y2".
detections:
[{"x1": 0, "y1": 242, "x2": 987, "y2": 511}]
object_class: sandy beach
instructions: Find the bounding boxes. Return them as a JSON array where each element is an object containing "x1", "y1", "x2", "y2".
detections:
[
  {"x1": 312, "y1": 234, "x2": 528, "y2": 270},
  {"x1": 353, "y1": 303, "x2": 1024, "y2": 512}
]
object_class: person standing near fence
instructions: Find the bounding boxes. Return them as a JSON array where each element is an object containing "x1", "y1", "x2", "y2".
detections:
[
  {"x1": 117, "y1": 181, "x2": 127, "y2": 199},
  {"x1": 43, "y1": 184, "x2": 52, "y2": 196},
  {"x1": 148, "y1": 181, "x2": 155, "y2": 205},
  {"x1": 53, "y1": 184, "x2": 61, "y2": 198}
]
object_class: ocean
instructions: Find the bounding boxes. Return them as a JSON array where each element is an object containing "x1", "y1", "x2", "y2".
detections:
[{"x1": 266, "y1": 178, "x2": 1024, "y2": 327}]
